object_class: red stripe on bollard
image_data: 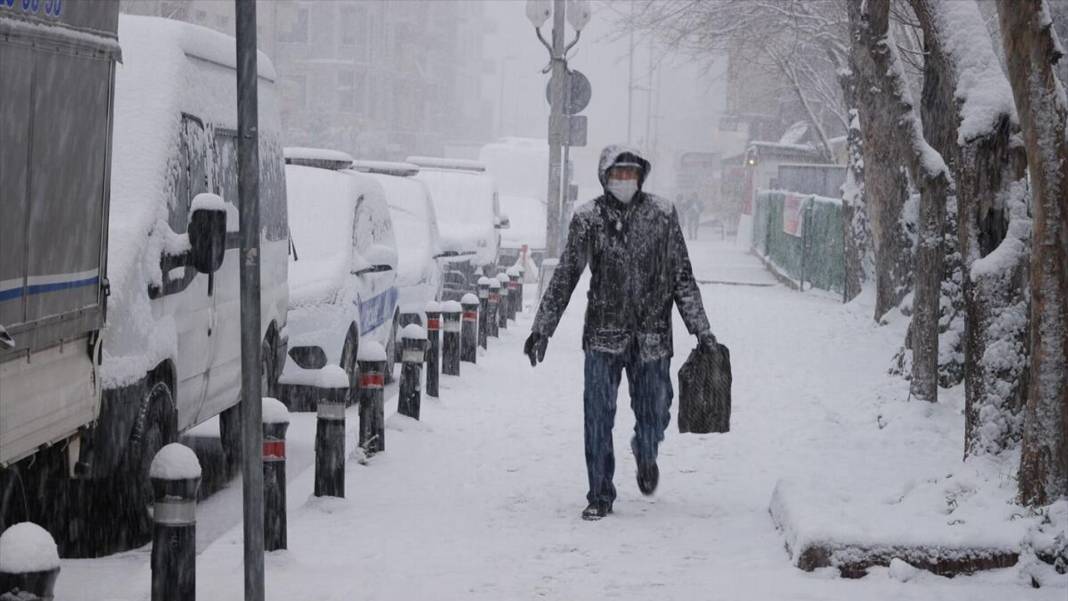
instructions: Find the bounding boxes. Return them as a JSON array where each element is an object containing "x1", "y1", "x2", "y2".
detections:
[
  {"x1": 509, "y1": 281, "x2": 519, "y2": 290},
  {"x1": 463, "y1": 311, "x2": 478, "y2": 321},
  {"x1": 262, "y1": 440, "x2": 285, "y2": 460},
  {"x1": 359, "y1": 373, "x2": 384, "y2": 388},
  {"x1": 427, "y1": 318, "x2": 440, "y2": 330}
]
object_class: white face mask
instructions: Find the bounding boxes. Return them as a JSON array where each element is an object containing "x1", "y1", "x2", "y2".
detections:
[{"x1": 606, "y1": 178, "x2": 638, "y2": 204}]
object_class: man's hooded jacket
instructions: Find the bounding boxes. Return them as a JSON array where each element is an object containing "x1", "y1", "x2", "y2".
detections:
[{"x1": 532, "y1": 145, "x2": 711, "y2": 362}]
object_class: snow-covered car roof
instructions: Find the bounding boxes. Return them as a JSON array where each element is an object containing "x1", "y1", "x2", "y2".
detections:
[
  {"x1": 284, "y1": 147, "x2": 355, "y2": 171},
  {"x1": 406, "y1": 156, "x2": 487, "y2": 172},
  {"x1": 351, "y1": 160, "x2": 420, "y2": 177}
]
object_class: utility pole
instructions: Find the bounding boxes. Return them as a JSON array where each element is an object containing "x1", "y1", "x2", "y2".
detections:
[
  {"x1": 546, "y1": 0, "x2": 566, "y2": 258},
  {"x1": 235, "y1": 2, "x2": 265, "y2": 601},
  {"x1": 627, "y1": 23, "x2": 634, "y2": 144}
]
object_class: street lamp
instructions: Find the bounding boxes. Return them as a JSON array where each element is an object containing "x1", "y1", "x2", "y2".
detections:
[{"x1": 526, "y1": 0, "x2": 588, "y2": 260}]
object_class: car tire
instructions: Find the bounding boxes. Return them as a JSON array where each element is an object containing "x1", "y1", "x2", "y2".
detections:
[{"x1": 122, "y1": 379, "x2": 178, "y2": 546}]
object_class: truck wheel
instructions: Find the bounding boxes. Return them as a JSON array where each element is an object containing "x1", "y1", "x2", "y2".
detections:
[
  {"x1": 339, "y1": 326, "x2": 359, "y2": 392},
  {"x1": 124, "y1": 379, "x2": 178, "y2": 544},
  {"x1": 221, "y1": 339, "x2": 275, "y2": 474},
  {"x1": 0, "y1": 468, "x2": 28, "y2": 534}
]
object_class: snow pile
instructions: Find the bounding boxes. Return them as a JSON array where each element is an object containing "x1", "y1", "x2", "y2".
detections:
[
  {"x1": 148, "y1": 443, "x2": 201, "y2": 480},
  {"x1": 317, "y1": 366, "x2": 349, "y2": 390},
  {"x1": 189, "y1": 192, "x2": 228, "y2": 213},
  {"x1": 888, "y1": 558, "x2": 922, "y2": 582},
  {"x1": 401, "y1": 324, "x2": 427, "y2": 340},
  {"x1": 357, "y1": 341, "x2": 387, "y2": 362},
  {"x1": 261, "y1": 397, "x2": 290, "y2": 425},
  {"x1": 0, "y1": 522, "x2": 59, "y2": 574},
  {"x1": 934, "y1": 0, "x2": 1018, "y2": 143}
]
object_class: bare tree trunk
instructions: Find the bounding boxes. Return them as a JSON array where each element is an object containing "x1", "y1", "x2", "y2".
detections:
[
  {"x1": 852, "y1": 0, "x2": 954, "y2": 401},
  {"x1": 848, "y1": 0, "x2": 917, "y2": 321},
  {"x1": 997, "y1": 0, "x2": 1068, "y2": 506},
  {"x1": 839, "y1": 54, "x2": 870, "y2": 302}
]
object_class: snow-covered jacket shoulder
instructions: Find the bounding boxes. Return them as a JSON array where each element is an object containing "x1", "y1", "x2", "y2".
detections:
[{"x1": 532, "y1": 191, "x2": 711, "y2": 361}]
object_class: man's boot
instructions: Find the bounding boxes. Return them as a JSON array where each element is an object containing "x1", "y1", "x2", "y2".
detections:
[
  {"x1": 581, "y1": 501, "x2": 612, "y2": 521},
  {"x1": 637, "y1": 460, "x2": 659, "y2": 496}
]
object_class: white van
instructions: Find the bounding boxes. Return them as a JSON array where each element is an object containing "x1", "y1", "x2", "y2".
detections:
[
  {"x1": 279, "y1": 151, "x2": 400, "y2": 411},
  {"x1": 407, "y1": 156, "x2": 506, "y2": 300},
  {"x1": 352, "y1": 161, "x2": 444, "y2": 320},
  {"x1": 73, "y1": 15, "x2": 289, "y2": 547}
]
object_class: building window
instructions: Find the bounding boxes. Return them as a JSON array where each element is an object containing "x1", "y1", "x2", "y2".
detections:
[
  {"x1": 337, "y1": 69, "x2": 367, "y2": 115},
  {"x1": 339, "y1": 6, "x2": 370, "y2": 61},
  {"x1": 283, "y1": 74, "x2": 308, "y2": 110},
  {"x1": 279, "y1": 6, "x2": 309, "y2": 44}
]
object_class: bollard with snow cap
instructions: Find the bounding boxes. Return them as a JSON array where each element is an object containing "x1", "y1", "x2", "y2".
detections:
[
  {"x1": 460, "y1": 293, "x2": 479, "y2": 364},
  {"x1": 441, "y1": 300, "x2": 462, "y2": 376},
  {"x1": 0, "y1": 522, "x2": 60, "y2": 601},
  {"x1": 477, "y1": 277, "x2": 491, "y2": 349},
  {"x1": 425, "y1": 301, "x2": 442, "y2": 398},
  {"x1": 487, "y1": 278, "x2": 501, "y2": 338},
  {"x1": 398, "y1": 324, "x2": 428, "y2": 419},
  {"x1": 149, "y1": 443, "x2": 201, "y2": 601},
  {"x1": 495, "y1": 272, "x2": 510, "y2": 329},
  {"x1": 314, "y1": 366, "x2": 348, "y2": 497},
  {"x1": 357, "y1": 341, "x2": 387, "y2": 455},
  {"x1": 262, "y1": 397, "x2": 290, "y2": 551},
  {"x1": 515, "y1": 264, "x2": 526, "y2": 314},
  {"x1": 506, "y1": 265, "x2": 522, "y2": 320}
]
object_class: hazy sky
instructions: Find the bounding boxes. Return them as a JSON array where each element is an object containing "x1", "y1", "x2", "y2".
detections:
[{"x1": 480, "y1": 0, "x2": 729, "y2": 195}]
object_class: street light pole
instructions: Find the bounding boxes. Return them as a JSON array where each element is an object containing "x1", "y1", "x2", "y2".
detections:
[
  {"x1": 235, "y1": 1, "x2": 265, "y2": 600},
  {"x1": 546, "y1": 0, "x2": 566, "y2": 258}
]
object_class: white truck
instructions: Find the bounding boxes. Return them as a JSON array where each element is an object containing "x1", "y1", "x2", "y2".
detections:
[{"x1": 1, "y1": 10, "x2": 291, "y2": 555}]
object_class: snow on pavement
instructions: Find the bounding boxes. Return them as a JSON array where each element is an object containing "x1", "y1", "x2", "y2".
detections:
[{"x1": 55, "y1": 239, "x2": 1063, "y2": 600}]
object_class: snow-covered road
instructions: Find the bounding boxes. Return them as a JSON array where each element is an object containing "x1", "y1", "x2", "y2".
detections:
[{"x1": 55, "y1": 239, "x2": 1062, "y2": 600}]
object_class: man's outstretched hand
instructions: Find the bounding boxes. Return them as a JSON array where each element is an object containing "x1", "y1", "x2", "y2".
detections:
[{"x1": 524, "y1": 332, "x2": 548, "y2": 367}]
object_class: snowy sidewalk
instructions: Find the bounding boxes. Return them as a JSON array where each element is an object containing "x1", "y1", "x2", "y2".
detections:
[{"x1": 56, "y1": 239, "x2": 1063, "y2": 600}]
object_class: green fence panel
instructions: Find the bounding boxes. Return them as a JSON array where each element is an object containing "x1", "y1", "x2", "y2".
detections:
[{"x1": 752, "y1": 191, "x2": 844, "y2": 295}]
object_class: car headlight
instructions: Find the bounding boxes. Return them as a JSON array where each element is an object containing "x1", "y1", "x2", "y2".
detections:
[{"x1": 288, "y1": 345, "x2": 327, "y2": 369}]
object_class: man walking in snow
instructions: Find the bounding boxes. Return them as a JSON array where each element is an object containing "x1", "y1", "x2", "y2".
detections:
[{"x1": 524, "y1": 145, "x2": 717, "y2": 521}]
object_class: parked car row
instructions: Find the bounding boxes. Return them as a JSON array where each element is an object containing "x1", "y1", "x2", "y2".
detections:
[{"x1": 0, "y1": 9, "x2": 533, "y2": 555}]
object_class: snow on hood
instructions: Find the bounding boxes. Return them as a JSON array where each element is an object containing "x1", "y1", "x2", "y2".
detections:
[{"x1": 597, "y1": 144, "x2": 651, "y2": 187}]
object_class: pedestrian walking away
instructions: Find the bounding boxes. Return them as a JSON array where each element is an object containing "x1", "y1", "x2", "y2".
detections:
[{"x1": 524, "y1": 145, "x2": 718, "y2": 521}]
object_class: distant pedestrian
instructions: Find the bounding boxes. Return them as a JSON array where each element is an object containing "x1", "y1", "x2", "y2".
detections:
[
  {"x1": 524, "y1": 145, "x2": 717, "y2": 521},
  {"x1": 686, "y1": 194, "x2": 703, "y2": 240}
]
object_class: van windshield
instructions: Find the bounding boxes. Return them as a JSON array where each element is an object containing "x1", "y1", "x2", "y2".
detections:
[{"x1": 415, "y1": 169, "x2": 494, "y2": 226}]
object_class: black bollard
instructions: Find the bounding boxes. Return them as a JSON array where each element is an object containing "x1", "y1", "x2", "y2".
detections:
[
  {"x1": 262, "y1": 397, "x2": 290, "y2": 551},
  {"x1": 487, "y1": 278, "x2": 501, "y2": 338},
  {"x1": 495, "y1": 272, "x2": 510, "y2": 330},
  {"x1": 314, "y1": 366, "x2": 348, "y2": 498},
  {"x1": 477, "y1": 277, "x2": 490, "y2": 349},
  {"x1": 357, "y1": 341, "x2": 387, "y2": 455},
  {"x1": 398, "y1": 325, "x2": 428, "y2": 419},
  {"x1": 516, "y1": 265, "x2": 526, "y2": 314},
  {"x1": 149, "y1": 443, "x2": 201, "y2": 601},
  {"x1": 460, "y1": 293, "x2": 479, "y2": 364},
  {"x1": 424, "y1": 301, "x2": 441, "y2": 398},
  {"x1": 0, "y1": 523, "x2": 60, "y2": 601},
  {"x1": 507, "y1": 267, "x2": 521, "y2": 321},
  {"x1": 441, "y1": 300, "x2": 462, "y2": 376}
]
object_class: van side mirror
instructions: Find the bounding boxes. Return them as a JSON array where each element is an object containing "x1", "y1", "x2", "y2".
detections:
[
  {"x1": 495, "y1": 214, "x2": 510, "y2": 230},
  {"x1": 188, "y1": 194, "x2": 228, "y2": 274}
]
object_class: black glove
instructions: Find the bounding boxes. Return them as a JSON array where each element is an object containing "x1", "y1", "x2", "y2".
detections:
[
  {"x1": 524, "y1": 332, "x2": 549, "y2": 367},
  {"x1": 698, "y1": 331, "x2": 718, "y2": 351}
]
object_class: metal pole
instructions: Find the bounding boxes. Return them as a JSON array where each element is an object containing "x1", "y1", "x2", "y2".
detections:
[
  {"x1": 235, "y1": 2, "x2": 264, "y2": 600},
  {"x1": 545, "y1": 0, "x2": 566, "y2": 258},
  {"x1": 627, "y1": 3, "x2": 634, "y2": 145}
]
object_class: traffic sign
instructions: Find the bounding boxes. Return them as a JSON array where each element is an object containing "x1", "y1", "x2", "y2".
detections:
[{"x1": 546, "y1": 69, "x2": 591, "y2": 115}]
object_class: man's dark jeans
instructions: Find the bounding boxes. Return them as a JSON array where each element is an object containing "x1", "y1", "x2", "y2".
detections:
[{"x1": 583, "y1": 347, "x2": 673, "y2": 505}]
